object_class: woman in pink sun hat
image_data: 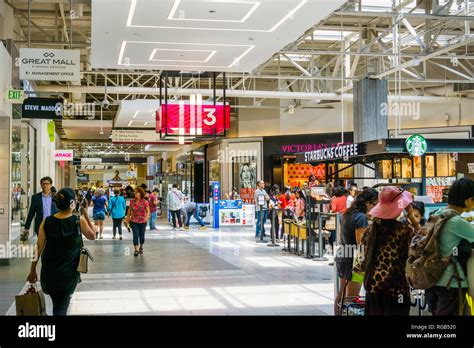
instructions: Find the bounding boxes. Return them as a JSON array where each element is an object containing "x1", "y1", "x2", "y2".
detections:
[
  {"x1": 369, "y1": 186, "x2": 414, "y2": 220},
  {"x1": 362, "y1": 186, "x2": 421, "y2": 316}
]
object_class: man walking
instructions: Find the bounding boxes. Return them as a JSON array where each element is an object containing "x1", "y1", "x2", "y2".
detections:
[
  {"x1": 254, "y1": 180, "x2": 269, "y2": 238},
  {"x1": 167, "y1": 184, "x2": 183, "y2": 230},
  {"x1": 181, "y1": 201, "x2": 206, "y2": 230},
  {"x1": 22, "y1": 176, "x2": 58, "y2": 241},
  {"x1": 148, "y1": 188, "x2": 159, "y2": 231}
]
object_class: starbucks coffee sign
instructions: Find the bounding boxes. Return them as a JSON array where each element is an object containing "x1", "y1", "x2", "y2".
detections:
[{"x1": 406, "y1": 134, "x2": 427, "y2": 156}]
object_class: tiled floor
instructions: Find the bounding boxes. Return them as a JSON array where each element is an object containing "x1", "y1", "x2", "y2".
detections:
[{"x1": 4, "y1": 220, "x2": 336, "y2": 316}]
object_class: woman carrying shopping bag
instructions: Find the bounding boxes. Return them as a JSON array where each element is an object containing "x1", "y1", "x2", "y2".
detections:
[{"x1": 26, "y1": 188, "x2": 96, "y2": 315}]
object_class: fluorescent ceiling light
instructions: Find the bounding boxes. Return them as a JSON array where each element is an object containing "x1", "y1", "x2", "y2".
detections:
[
  {"x1": 148, "y1": 48, "x2": 216, "y2": 63},
  {"x1": 167, "y1": 0, "x2": 261, "y2": 23},
  {"x1": 126, "y1": 0, "x2": 306, "y2": 32},
  {"x1": 117, "y1": 40, "x2": 254, "y2": 69},
  {"x1": 128, "y1": 120, "x2": 133, "y2": 126}
]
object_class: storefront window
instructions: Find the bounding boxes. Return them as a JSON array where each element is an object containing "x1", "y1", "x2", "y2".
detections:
[
  {"x1": 435, "y1": 153, "x2": 457, "y2": 177},
  {"x1": 436, "y1": 153, "x2": 449, "y2": 177},
  {"x1": 381, "y1": 160, "x2": 392, "y2": 179},
  {"x1": 413, "y1": 156, "x2": 422, "y2": 178},
  {"x1": 209, "y1": 160, "x2": 220, "y2": 182},
  {"x1": 401, "y1": 158, "x2": 413, "y2": 178},
  {"x1": 232, "y1": 157, "x2": 257, "y2": 203},
  {"x1": 393, "y1": 158, "x2": 401, "y2": 178},
  {"x1": 448, "y1": 154, "x2": 456, "y2": 176},
  {"x1": 11, "y1": 120, "x2": 35, "y2": 229},
  {"x1": 337, "y1": 164, "x2": 353, "y2": 179},
  {"x1": 425, "y1": 155, "x2": 435, "y2": 177},
  {"x1": 284, "y1": 163, "x2": 324, "y2": 188}
]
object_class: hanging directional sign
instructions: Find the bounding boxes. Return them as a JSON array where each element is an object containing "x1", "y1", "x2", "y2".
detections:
[
  {"x1": 19, "y1": 48, "x2": 80, "y2": 82},
  {"x1": 22, "y1": 97, "x2": 62, "y2": 119},
  {"x1": 156, "y1": 101, "x2": 230, "y2": 137}
]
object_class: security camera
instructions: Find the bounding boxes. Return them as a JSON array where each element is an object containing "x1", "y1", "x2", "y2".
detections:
[{"x1": 102, "y1": 98, "x2": 110, "y2": 109}]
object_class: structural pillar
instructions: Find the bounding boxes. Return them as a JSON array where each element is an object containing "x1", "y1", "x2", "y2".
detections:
[
  {"x1": 353, "y1": 78, "x2": 388, "y2": 187},
  {"x1": 147, "y1": 156, "x2": 155, "y2": 189},
  {"x1": 0, "y1": 43, "x2": 12, "y2": 265}
]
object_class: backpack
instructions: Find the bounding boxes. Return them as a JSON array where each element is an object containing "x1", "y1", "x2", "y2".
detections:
[{"x1": 405, "y1": 209, "x2": 459, "y2": 289}]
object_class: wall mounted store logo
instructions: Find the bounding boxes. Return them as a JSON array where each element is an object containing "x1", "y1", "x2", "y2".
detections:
[{"x1": 406, "y1": 134, "x2": 427, "y2": 157}]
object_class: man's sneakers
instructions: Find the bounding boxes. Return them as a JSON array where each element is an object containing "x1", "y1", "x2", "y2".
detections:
[
  {"x1": 184, "y1": 226, "x2": 190, "y2": 230},
  {"x1": 199, "y1": 226, "x2": 207, "y2": 230}
]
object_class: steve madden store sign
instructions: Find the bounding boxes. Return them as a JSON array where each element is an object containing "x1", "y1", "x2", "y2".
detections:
[
  {"x1": 304, "y1": 143, "x2": 360, "y2": 162},
  {"x1": 22, "y1": 98, "x2": 62, "y2": 119},
  {"x1": 19, "y1": 48, "x2": 80, "y2": 81}
]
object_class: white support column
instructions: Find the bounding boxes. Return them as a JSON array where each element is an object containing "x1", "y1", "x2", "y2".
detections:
[
  {"x1": 147, "y1": 156, "x2": 155, "y2": 189},
  {"x1": 0, "y1": 43, "x2": 12, "y2": 265}
]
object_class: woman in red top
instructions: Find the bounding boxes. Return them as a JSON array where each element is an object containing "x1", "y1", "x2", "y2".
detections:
[
  {"x1": 331, "y1": 186, "x2": 348, "y2": 213},
  {"x1": 125, "y1": 187, "x2": 150, "y2": 257}
]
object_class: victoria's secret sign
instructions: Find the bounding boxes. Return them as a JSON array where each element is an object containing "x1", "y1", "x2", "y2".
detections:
[{"x1": 281, "y1": 142, "x2": 352, "y2": 154}]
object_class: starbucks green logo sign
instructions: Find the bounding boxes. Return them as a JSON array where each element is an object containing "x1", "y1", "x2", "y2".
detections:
[{"x1": 406, "y1": 134, "x2": 427, "y2": 156}]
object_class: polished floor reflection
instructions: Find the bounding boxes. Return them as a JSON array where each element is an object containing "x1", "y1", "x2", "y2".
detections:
[{"x1": 5, "y1": 221, "x2": 335, "y2": 315}]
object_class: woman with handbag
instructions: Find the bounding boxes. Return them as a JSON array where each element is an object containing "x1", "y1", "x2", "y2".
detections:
[
  {"x1": 334, "y1": 188, "x2": 378, "y2": 315},
  {"x1": 26, "y1": 188, "x2": 96, "y2": 316},
  {"x1": 109, "y1": 189, "x2": 127, "y2": 240},
  {"x1": 362, "y1": 187, "x2": 418, "y2": 316},
  {"x1": 125, "y1": 187, "x2": 150, "y2": 257}
]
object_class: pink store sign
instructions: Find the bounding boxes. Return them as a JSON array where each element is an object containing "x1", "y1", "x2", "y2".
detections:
[
  {"x1": 281, "y1": 142, "x2": 352, "y2": 154},
  {"x1": 53, "y1": 150, "x2": 73, "y2": 161}
]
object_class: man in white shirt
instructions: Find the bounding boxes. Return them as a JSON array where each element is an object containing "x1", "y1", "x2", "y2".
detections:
[
  {"x1": 254, "y1": 180, "x2": 270, "y2": 238},
  {"x1": 346, "y1": 183, "x2": 358, "y2": 209},
  {"x1": 166, "y1": 184, "x2": 184, "y2": 230}
]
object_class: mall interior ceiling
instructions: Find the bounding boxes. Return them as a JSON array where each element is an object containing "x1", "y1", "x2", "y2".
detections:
[{"x1": 3, "y1": 0, "x2": 474, "y2": 157}]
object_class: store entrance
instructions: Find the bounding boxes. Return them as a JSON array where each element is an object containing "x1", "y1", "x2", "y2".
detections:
[{"x1": 194, "y1": 161, "x2": 204, "y2": 203}]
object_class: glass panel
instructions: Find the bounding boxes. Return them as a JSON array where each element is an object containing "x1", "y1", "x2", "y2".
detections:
[
  {"x1": 209, "y1": 160, "x2": 220, "y2": 182},
  {"x1": 436, "y1": 153, "x2": 448, "y2": 177},
  {"x1": 448, "y1": 153, "x2": 456, "y2": 176},
  {"x1": 11, "y1": 121, "x2": 33, "y2": 236},
  {"x1": 393, "y1": 158, "x2": 401, "y2": 178},
  {"x1": 233, "y1": 158, "x2": 257, "y2": 204},
  {"x1": 401, "y1": 158, "x2": 413, "y2": 178},
  {"x1": 413, "y1": 156, "x2": 422, "y2": 178},
  {"x1": 426, "y1": 155, "x2": 435, "y2": 177},
  {"x1": 382, "y1": 160, "x2": 392, "y2": 179},
  {"x1": 337, "y1": 164, "x2": 354, "y2": 179}
]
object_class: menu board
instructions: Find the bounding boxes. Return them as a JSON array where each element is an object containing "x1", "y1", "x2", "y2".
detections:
[
  {"x1": 219, "y1": 209, "x2": 242, "y2": 225},
  {"x1": 242, "y1": 204, "x2": 255, "y2": 226}
]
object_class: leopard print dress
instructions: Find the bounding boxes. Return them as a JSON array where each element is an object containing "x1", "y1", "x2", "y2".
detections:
[{"x1": 364, "y1": 219, "x2": 414, "y2": 296}]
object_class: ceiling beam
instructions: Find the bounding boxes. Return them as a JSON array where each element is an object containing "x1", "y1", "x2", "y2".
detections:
[
  {"x1": 336, "y1": 10, "x2": 474, "y2": 21},
  {"x1": 375, "y1": 35, "x2": 474, "y2": 78}
]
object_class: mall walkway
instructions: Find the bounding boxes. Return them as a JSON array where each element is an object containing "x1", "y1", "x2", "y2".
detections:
[{"x1": 4, "y1": 221, "x2": 335, "y2": 316}]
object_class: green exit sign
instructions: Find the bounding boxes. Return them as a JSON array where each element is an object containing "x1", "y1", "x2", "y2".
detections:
[{"x1": 6, "y1": 89, "x2": 24, "y2": 104}]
